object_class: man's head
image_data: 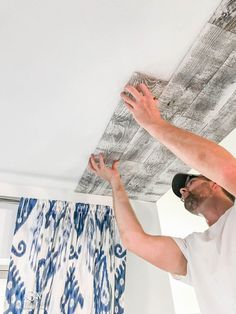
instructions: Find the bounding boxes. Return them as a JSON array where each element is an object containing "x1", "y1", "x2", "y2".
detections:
[{"x1": 172, "y1": 173, "x2": 235, "y2": 215}]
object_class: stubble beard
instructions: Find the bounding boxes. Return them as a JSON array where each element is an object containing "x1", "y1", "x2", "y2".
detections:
[
  {"x1": 184, "y1": 192, "x2": 200, "y2": 214},
  {"x1": 184, "y1": 183, "x2": 212, "y2": 215}
]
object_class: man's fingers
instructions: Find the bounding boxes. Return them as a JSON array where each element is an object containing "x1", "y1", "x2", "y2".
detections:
[
  {"x1": 88, "y1": 158, "x2": 96, "y2": 172},
  {"x1": 112, "y1": 160, "x2": 120, "y2": 170},
  {"x1": 89, "y1": 155, "x2": 99, "y2": 172},
  {"x1": 120, "y1": 92, "x2": 136, "y2": 107},
  {"x1": 136, "y1": 85, "x2": 143, "y2": 94},
  {"x1": 99, "y1": 153, "x2": 105, "y2": 168},
  {"x1": 124, "y1": 102, "x2": 135, "y2": 113},
  {"x1": 120, "y1": 93, "x2": 136, "y2": 113},
  {"x1": 124, "y1": 85, "x2": 142, "y2": 101},
  {"x1": 138, "y1": 83, "x2": 153, "y2": 98}
]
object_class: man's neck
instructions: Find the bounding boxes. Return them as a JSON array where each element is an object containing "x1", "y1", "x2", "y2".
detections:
[{"x1": 200, "y1": 197, "x2": 234, "y2": 226}]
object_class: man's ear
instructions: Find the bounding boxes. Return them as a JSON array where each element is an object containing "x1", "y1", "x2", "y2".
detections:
[{"x1": 210, "y1": 181, "x2": 221, "y2": 192}]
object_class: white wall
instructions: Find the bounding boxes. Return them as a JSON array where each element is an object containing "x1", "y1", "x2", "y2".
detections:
[
  {"x1": 0, "y1": 182, "x2": 175, "y2": 314},
  {"x1": 0, "y1": 279, "x2": 7, "y2": 313},
  {"x1": 0, "y1": 202, "x2": 18, "y2": 260}
]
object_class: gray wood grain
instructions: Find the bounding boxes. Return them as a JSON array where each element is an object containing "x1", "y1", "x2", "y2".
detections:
[
  {"x1": 75, "y1": 72, "x2": 168, "y2": 194},
  {"x1": 209, "y1": 0, "x2": 236, "y2": 33},
  {"x1": 182, "y1": 49, "x2": 236, "y2": 122},
  {"x1": 159, "y1": 23, "x2": 236, "y2": 122},
  {"x1": 135, "y1": 50, "x2": 236, "y2": 200}
]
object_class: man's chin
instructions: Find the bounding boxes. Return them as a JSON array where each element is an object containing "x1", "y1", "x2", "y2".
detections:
[{"x1": 184, "y1": 198, "x2": 199, "y2": 215}]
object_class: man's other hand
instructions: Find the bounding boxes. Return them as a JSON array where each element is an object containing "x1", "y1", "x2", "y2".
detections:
[{"x1": 88, "y1": 153, "x2": 121, "y2": 184}]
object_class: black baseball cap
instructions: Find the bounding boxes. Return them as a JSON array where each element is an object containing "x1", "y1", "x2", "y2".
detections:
[{"x1": 172, "y1": 173, "x2": 199, "y2": 198}]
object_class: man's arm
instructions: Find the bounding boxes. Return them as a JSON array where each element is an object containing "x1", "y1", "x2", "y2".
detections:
[
  {"x1": 88, "y1": 154, "x2": 187, "y2": 276},
  {"x1": 121, "y1": 84, "x2": 236, "y2": 197}
]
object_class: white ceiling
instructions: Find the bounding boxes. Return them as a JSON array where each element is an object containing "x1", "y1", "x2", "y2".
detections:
[{"x1": 0, "y1": 0, "x2": 222, "y2": 190}]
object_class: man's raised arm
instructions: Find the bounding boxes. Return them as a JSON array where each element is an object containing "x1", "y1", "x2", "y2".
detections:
[
  {"x1": 121, "y1": 84, "x2": 236, "y2": 197},
  {"x1": 88, "y1": 154, "x2": 187, "y2": 276}
]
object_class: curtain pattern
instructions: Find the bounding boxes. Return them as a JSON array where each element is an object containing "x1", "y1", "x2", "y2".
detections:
[{"x1": 4, "y1": 198, "x2": 126, "y2": 314}]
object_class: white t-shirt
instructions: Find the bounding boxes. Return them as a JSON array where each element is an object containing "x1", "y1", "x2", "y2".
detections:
[{"x1": 172, "y1": 204, "x2": 236, "y2": 314}]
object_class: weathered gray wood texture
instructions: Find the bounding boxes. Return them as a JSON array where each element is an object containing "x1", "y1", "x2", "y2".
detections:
[
  {"x1": 209, "y1": 0, "x2": 236, "y2": 33},
  {"x1": 76, "y1": 0, "x2": 236, "y2": 202}
]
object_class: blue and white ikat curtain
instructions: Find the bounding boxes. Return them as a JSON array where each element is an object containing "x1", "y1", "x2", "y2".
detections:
[{"x1": 4, "y1": 198, "x2": 126, "y2": 313}]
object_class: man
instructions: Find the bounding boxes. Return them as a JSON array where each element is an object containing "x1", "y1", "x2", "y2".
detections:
[{"x1": 88, "y1": 83, "x2": 236, "y2": 314}]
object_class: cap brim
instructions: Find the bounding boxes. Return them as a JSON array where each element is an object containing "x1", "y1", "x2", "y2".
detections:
[{"x1": 172, "y1": 173, "x2": 198, "y2": 198}]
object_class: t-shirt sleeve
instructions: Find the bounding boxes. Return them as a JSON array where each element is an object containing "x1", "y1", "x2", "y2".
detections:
[{"x1": 170, "y1": 236, "x2": 193, "y2": 286}]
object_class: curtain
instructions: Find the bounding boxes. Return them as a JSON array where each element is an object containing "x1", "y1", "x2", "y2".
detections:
[{"x1": 4, "y1": 198, "x2": 126, "y2": 314}]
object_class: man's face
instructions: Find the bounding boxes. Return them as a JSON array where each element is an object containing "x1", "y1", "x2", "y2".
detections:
[{"x1": 180, "y1": 177, "x2": 212, "y2": 215}]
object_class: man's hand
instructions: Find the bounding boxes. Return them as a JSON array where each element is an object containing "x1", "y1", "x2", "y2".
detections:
[
  {"x1": 88, "y1": 153, "x2": 121, "y2": 185},
  {"x1": 120, "y1": 83, "x2": 163, "y2": 129}
]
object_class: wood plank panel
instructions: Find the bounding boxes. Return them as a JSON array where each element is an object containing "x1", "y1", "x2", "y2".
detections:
[
  {"x1": 137, "y1": 55, "x2": 236, "y2": 200},
  {"x1": 200, "y1": 91, "x2": 236, "y2": 141},
  {"x1": 99, "y1": 25, "x2": 236, "y2": 198},
  {"x1": 141, "y1": 91, "x2": 236, "y2": 201},
  {"x1": 209, "y1": 0, "x2": 236, "y2": 33},
  {"x1": 76, "y1": 7, "x2": 236, "y2": 201},
  {"x1": 159, "y1": 23, "x2": 236, "y2": 121},
  {"x1": 182, "y1": 49, "x2": 236, "y2": 121},
  {"x1": 75, "y1": 72, "x2": 168, "y2": 194}
]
